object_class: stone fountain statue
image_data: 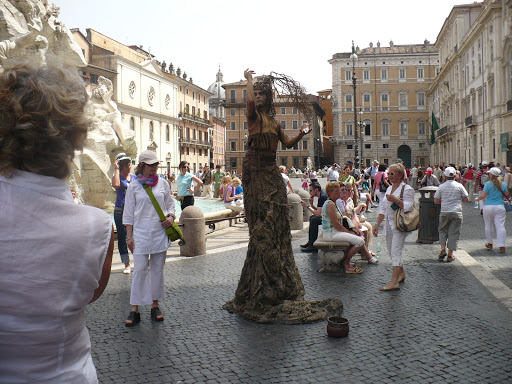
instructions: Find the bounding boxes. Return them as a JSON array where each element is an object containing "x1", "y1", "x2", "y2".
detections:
[
  {"x1": 306, "y1": 157, "x2": 313, "y2": 172},
  {"x1": 78, "y1": 76, "x2": 137, "y2": 208},
  {"x1": 0, "y1": 0, "x2": 137, "y2": 209}
]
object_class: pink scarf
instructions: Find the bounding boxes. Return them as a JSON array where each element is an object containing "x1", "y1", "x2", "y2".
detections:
[{"x1": 136, "y1": 174, "x2": 159, "y2": 187}]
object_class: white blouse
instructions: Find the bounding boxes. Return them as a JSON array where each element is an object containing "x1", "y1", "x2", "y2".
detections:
[
  {"x1": 123, "y1": 178, "x2": 175, "y2": 255},
  {"x1": 382, "y1": 182, "x2": 415, "y2": 231},
  {"x1": 0, "y1": 170, "x2": 112, "y2": 383}
]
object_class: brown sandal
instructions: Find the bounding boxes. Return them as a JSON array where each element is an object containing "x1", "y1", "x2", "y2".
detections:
[{"x1": 485, "y1": 243, "x2": 493, "y2": 250}]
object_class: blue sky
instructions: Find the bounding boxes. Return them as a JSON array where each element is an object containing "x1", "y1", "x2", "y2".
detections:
[{"x1": 55, "y1": 0, "x2": 467, "y2": 94}]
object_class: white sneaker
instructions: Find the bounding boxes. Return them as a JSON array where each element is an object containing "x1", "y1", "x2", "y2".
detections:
[{"x1": 123, "y1": 267, "x2": 131, "y2": 274}]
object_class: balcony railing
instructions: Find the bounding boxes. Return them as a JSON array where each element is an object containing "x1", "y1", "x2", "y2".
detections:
[
  {"x1": 437, "y1": 125, "x2": 456, "y2": 138},
  {"x1": 329, "y1": 136, "x2": 355, "y2": 145},
  {"x1": 179, "y1": 112, "x2": 211, "y2": 126},
  {"x1": 179, "y1": 137, "x2": 213, "y2": 147}
]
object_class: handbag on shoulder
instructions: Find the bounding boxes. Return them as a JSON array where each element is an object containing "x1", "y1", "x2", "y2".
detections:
[
  {"x1": 500, "y1": 189, "x2": 512, "y2": 213},
  {"x1": 143, "y1": 184, "x2": 183, "y2": 242},
  {"x1": 394, "y1": 185, "x2": 420, "y2": 232}
]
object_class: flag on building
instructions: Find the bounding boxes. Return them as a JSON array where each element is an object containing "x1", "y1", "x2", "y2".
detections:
[{"x1": 430, "y1": 112, "x2": 439, "y2": 145}]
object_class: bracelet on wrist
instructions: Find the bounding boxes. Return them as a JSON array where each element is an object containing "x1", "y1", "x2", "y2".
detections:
[{"x1": 126, "y1": 236, "x2": 132, "y2": 241}]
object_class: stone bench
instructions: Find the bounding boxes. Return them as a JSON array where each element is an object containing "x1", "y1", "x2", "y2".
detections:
[{"x1": 313, "y1": 239, "x2": 351, "y2": 273}]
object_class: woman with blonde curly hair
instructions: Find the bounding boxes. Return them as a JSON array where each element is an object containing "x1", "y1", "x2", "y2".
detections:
[
  {"x1": 373, "y1": 163, "x2": 415, "y2": 291},
  {"x1": 0, "y1": 59, "x2": 113, "y2": 383}
]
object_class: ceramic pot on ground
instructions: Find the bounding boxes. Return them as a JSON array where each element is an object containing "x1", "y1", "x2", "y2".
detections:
[{"x1": 327, "y1": 316, "x2": 349, "y2": 338}]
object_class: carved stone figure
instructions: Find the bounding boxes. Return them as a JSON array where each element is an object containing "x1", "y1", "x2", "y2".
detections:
[
  {"x1": 0, "y1": 0, "x2": 85, "y2": 68},
  {"x1": 79, "y1": 76, "x2": 136, "y2": 208},
  {"x1": 0, "y1": 0, "x2": 137, "y2": 209}
]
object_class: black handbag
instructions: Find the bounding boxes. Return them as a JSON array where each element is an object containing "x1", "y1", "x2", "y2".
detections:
[{"x1": 379, "y1": 180, "x2": 388, "y2": 193}]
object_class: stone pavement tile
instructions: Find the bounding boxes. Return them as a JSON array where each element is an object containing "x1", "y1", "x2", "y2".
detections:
[{"x1": 86, "y1": 218, "x2": 512, "y2": 383}]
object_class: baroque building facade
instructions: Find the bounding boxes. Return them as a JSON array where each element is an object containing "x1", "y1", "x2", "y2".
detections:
[
  {"x1": 329, "y1": 41, "x2": 438, "y2": 168},
  {"x1": 428, "y1": 0, "x2": 512, "y2": 166},
  {"x1": 222, "y1": 79, "x2": 325, "y2": 174},
  {"x1": 207, "y1": 67, "x2": 227, "y2": 168},
  {"x1": 72, "y1": 28, "x2": 213, "y2": 175}
]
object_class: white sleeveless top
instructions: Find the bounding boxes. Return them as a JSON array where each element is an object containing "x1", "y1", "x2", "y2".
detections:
[{"x1": 0, "y1": 170, "x2": 112, "y2": 383}]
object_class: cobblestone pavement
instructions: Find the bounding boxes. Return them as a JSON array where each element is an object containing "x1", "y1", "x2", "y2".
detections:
[{"x1": 91, "y1": 178, "x2": 512, "y2": 383}]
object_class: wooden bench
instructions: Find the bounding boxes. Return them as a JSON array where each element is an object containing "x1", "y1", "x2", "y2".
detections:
[{"x1": 313, "y1": 239, "x2": 351, "y2": 273}]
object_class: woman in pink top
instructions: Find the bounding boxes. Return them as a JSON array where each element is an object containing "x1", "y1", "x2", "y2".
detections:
[{"x1": 373, "y1": 163, "x2": 389, "y2": 215}]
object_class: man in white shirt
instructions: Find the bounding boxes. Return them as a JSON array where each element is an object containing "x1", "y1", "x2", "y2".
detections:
[
  {"x1": 326, "y1": 163, "x2": 340, "y2": 182},
  {"x1": 434, "y1": 167, "x2": 469, "y2": 262},
  {"x1": 410, "y1": 164, "x2": 418, "y2": 189}
]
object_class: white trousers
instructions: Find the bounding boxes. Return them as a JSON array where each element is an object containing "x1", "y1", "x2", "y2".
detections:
[
  {"x1": 322, "y1": 230, "x2": 365, "y2": 247},
  {"x1": 482, "y1": 205, "x2": 506, "y2": 247},
  {"x1": 385, "y1": 221, "x2": 409, "y2": 267},
  {"x1": 465, "y1": 179, "x2": 475, "y2": 202},
  {"x1": 203, "y1": 184, "x2": 212, "y2": 198},
  {"x1": 224, "y1": 201, "x2": 244, "y2": 212},
  {"x1": 130, "y1": 251, "x2": 166, "y2": 305},
  {"x1": 375, "y1": 191, "x2": 386, "y2": 215}
]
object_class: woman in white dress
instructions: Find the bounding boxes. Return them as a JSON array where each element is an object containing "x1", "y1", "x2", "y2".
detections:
[{"x1": 123, "y1": 150, "x2": 175, "y2": 326}]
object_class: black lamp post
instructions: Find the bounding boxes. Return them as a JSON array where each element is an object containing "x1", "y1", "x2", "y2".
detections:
[
  {"x1": 350, "y1": 41, "x2": 359, "y2": 169},
  {"x1": 359, "y1": 109, "x2": 365, "y2": 168}
]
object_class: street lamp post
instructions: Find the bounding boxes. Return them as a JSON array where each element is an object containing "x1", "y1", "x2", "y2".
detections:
[
  {"x1": 359, "y1": 109, "x2": 365, "y2": 168},
  {"x1": 350, "y1": 41, "x2": 359, "y2": 169}
]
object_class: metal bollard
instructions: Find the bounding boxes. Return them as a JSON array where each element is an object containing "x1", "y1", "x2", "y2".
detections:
[
  {"x1": 416, "y1": 186, "x2": 440, "y2": 243},
  {"x1": 297, "y1": 189, "x2": 312, "y2": 222},
  {"x1": 287, "y1": 193, "x2": 303, "y2": 230},
  {"x1": 179, "y1": 206, "x2": 206, "y2": 256}
]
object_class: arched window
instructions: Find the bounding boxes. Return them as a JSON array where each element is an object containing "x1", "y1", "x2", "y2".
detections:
[{"x1": 149, "y1": 121, "x2": 154, "y2": 141}]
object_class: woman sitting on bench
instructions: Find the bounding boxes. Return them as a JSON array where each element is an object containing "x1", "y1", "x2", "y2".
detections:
[{"x1": 321, "y1": 182, "x2": 369, "y2": 274}]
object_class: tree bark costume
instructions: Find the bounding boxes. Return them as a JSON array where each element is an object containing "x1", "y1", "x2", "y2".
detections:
[{"x1": 223, "y1": 73, "x2": 341, "y2": 323}]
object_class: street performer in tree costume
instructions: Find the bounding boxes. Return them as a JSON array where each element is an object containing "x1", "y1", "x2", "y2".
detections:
[{"x1": 223, "y1": 69, "x2": 342, "y2": 323}]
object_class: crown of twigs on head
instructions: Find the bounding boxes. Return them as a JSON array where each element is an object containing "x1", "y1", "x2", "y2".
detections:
[{"x1": 256, "y1": 72, "x2": 313, "y2": 123}]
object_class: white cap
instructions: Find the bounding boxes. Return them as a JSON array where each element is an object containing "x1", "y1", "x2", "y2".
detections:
[
  {"x1": 481, "y1": 161, "x2": 488, "y2": 167},
  {"x1": 489, "y1": 167, "x2": 501, "y2": 177},
  {"x1": 467, "y1": 163, "x2": 472, "y2": 168},
  {"x1": 373, "y1": 160, "x2": 379, "y2": 164},
  {"x1": 444, "y1": 166, "x2": 456, "y2": 177},
  {"x1": 115, "y1": 152, "x2": 130, "y2": 162},
  {"x1": 138, "y1": 150, "x2": 159, "y2": 165}
]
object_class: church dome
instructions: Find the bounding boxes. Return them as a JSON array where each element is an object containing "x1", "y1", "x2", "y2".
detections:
[{"x1": 207, "y1": 67, "x2": 225, "y2": 99}]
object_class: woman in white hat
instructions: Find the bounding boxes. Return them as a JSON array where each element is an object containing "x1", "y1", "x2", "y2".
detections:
[
  {"x1": 474, "y1": 167, "x2": 509, "y2": 253},
  {"x1": 123, "y1": 150, "x2": 175, "y2": 325}
]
